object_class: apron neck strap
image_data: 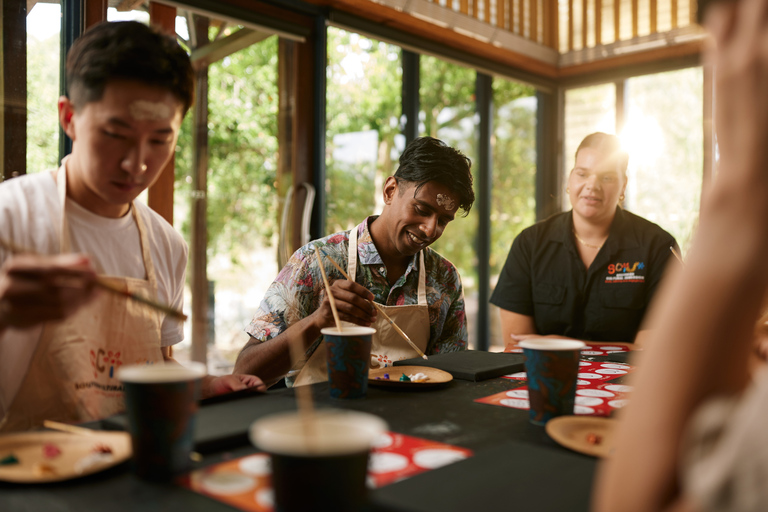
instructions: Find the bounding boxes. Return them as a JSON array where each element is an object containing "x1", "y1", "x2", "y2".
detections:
[
  {"x1": 348, "y1": 221, "x2": 426, "y2": 304},
  {"x1": 56, "y1": 163, "x2": 158, "y2": 288}
]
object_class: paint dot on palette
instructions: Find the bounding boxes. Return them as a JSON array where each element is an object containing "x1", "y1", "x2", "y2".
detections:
[
  {"x1": 255, "y1": 488, "x2": 274, "y2": 508},
  {"x1": 368, "y1": 452, "x2": 410, "y2": 474},
  {"x1": 577, "y1": 379, "x2": 590, "y2": 386},
  {"x1": 506, "y1": 372, "x2": 527, "y2": 379},
  {"x1": 200, "y1": 472, "x2": 256, "y2": 495},
  {"x1": 581, "y1": 350, "x2": 604, "y2": 356},
  {"x1": 371, "y1": 433, "x2": 394, "y2": 449},
  {"x1": 500, "y1": 398, "x2": 529, "y2": 409},
  {"x1": 605, "y1": 384, "x2": 633, "y2": 393},
  {"x1": 238, "y1": 454, "x2": 271, "y2": 476},
  {"x1": 412, "y1": 449, "x2": 468, "y2": 470},
  {"x1": 506, "y1": 389, "x2": 529, "y2": 399},
  {"x1": 601, "y1": 363, "x2": 630, "y2": 370},
  {"x1": 578, "y1": 373, "x2": 603, "y2": 379},
  {"x1": 579, "y1": 361, "x2": 592, "y2": 367},
  {"x1": 595, "y1": 369, "x2": 627, "y2": 375},
  {"x1": 575, "y1": 396, "x2": 604, "y2": 407},
  {"x1": 577, "y1": 389, "x2": 615, "y2": 398},
  {"x1": 574, "y1": 405, "x2": 596, "y2": 414},
  {"x1": 597, "y1": 346, "x2": 625, "y2": 351},
  {"x1": 609, "y1": 399, "x2": 629, "y2": 408}
]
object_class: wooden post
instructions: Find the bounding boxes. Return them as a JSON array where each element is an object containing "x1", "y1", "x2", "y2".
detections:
[
  {"x1": 596, "y1": 0, "x2": 602, "y2": 45},
  {"x1": 84, "y1": 0, "x2": 107, "y2": 28},
  {"x1": 581, "y1": 0, "x2": 587, "y2": 48},
  {"x1": 650, "y1": 0, "x2": 657, "y2": 33},
  {"x1": 147, "y1": 2, "x2": 178, "y2": 226},
  {"x1": 277, "y1": 38, "x2": 296, "y2": 264},
  {"x1": 2, "y1": 0, "x2": 26, "y2": 181},
  {"x1": 531, "y1": 0, "x2": 538, "y2": 43},
  {"x1": 632, "y1": 0, "x2": 638, "y2": 37},
  {"x1": 190, "y1": 15, "x2": 210, "y2": 365},
  {"x1": 568, "y1": 0, "x2": 574, "y2": 50},
  {"x1": 671, "y1": 0, "x2": 678, "y2": 28}
]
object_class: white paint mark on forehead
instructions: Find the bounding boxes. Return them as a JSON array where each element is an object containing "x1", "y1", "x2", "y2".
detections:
[
  {"x1": 436, "y1": 193, "x2": 456, "y2": 211},
  {"x1": 129, "y1": 100, "x2": 172, "y2": 121}
]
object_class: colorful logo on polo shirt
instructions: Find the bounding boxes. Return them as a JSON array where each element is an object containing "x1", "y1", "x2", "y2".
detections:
[{"x1": 605, "y1": 261, "x2": 645, "y2": 283}]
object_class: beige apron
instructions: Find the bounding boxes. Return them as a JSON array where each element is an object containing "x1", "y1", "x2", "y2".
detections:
[
  {"x1": 0, "y1": 165, "x2": 165, "y2": 432},
  {"x1": 294, "y1": 222, "x2": 430, "y2": 386}
]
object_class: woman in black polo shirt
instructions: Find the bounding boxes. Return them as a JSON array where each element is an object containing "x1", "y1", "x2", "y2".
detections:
[{"x1": 490, "y1": 132, "x2": 678, "y2": 345}]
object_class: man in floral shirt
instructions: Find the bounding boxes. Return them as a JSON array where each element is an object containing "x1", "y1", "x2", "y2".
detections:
[{"x1": 235, "y1": 137, "x2": 475, "y2": 386}]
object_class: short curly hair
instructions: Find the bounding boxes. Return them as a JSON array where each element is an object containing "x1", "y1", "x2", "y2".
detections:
[{"x1": 394, "y1": 137, "x2": 475, "y2": 216}]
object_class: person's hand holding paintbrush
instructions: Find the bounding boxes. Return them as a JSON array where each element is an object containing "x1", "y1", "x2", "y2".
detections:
[
  {"x1": 0, "y1": 252, "x2": 98, "y2": 332},
  {"x1": 309, "y1": 265, "x2": 378, "y2": 329}
]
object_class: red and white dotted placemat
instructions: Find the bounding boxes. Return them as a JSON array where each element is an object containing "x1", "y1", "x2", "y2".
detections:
[
  {"x1": 475, "y1": 360, "x2": 634, "y2": 416},
  {"x1": 505, "y1": 343, "x2": 631, "y2": 356},
  {"x1": 178, "y1": 432, "x2": 473, "y2": 512}
]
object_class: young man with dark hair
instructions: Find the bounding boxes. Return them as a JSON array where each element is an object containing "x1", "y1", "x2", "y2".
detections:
[
  {"x1": 236, "y1": 136, "x2": 475, "y2": 386},
  {"x1": 0, "y1": 21, "x2": 264, "y2": 432}
]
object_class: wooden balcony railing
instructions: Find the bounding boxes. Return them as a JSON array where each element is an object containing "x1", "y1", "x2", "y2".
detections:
[{"x1": 424, "y1": 0, "x2": 700, "y2": 53}]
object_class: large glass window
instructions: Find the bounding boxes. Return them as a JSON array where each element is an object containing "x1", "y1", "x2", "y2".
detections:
[
  {"x1": 623, "y1": 68, "x2": 703, "y2": 252},
  {"x1": 26, "y1": 1, "x2": 61, "y2": 174},
  {"x1": 488, "y1": 79, "x2": 538, "y2": 350},
  {"x1": 563, "y1": 83, "x2": 616, "y2": 209},
  {"x1": 325, "y1": 27, "x2": 403, "y2": 233},
  {"x1": 172, "y1": 15, "x2": 280, "y2": 372},
  {"x1": 419, "y1": 55, "x2": 479, "y2": 346},
  {"x1": 563, "y1": 70, "x2": 703, "y2": 253}
]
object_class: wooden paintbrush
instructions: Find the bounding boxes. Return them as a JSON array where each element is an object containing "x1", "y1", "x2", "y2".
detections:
[{"x1": 0, "y1": 237, "x2": 187, "y2": 321}]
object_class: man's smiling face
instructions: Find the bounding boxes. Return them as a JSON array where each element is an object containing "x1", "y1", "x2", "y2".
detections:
[{"x1": 378, "y1": 177, "x2": 458, "y2": 259}]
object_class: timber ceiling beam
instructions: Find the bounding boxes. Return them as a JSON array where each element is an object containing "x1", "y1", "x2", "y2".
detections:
[
  {"x1": 115, "y1": 0, "x2": 145, "y2": 11},
  {"x1": 189, "y1": 27, "x2": 271, "y2": 69}
]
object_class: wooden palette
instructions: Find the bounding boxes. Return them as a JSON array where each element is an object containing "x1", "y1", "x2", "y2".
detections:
[
  {"x1": 0, "y1": 430, "x2": 131, "y2": 483},
  {"x1": 545, "y1": 416, "x2": 616, "y2": 458},
  {"x1": 369, "y1": 365, "x2": 453, "y2": 388}
]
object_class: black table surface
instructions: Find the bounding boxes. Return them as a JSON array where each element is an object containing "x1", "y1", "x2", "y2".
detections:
[{"x1": 0, "y1": 352, "x2": 633, "y2": 512}]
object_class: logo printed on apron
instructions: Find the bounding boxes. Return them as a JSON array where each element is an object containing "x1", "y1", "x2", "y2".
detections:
[
  {"x1": 293, "y1": 222, "x2": 431, "y2": 386},
  {"x1": 0, "y1": 162, "x2": 165, "y2": 432}
]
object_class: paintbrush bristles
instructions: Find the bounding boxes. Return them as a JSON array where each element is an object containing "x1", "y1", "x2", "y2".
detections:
[{"x1": 670, "y1": 246, "x2": 684, "y2": 265}]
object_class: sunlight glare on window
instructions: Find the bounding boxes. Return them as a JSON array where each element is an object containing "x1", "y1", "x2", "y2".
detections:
[{"x1": 619, "y1": 113, "x2": 664, "y2": 171}]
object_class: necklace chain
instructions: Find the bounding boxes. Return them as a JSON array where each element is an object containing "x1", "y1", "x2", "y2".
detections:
[{"x1": 572, "y1": 230, "x2": 604, "y2": 250}]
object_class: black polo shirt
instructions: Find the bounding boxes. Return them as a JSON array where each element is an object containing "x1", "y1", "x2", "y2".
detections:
[{"x1": 490, "y1": 208, "x2": 677, "y2": 342}]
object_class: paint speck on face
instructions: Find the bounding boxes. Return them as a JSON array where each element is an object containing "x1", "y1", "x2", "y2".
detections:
[
  {"x1": 436, "y1": 193, "x2": 456, "y2": 211},
  {"x1": 129, "y1": 100, "x2": 172, "y2": 121}
]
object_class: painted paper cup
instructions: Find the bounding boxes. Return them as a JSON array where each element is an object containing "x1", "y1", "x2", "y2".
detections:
[
  {"x1": 322, "y1": 326, "x2": 376, "y2": 399},
  {"x1": 250, "y1": 409, "x2": 387, "y2": 512},
  {"x1": 519, "y1": 338, "x2": 585, "y2": 425},
  {"x1": 117, "y1": 362, "x2": 206, "y2": 480}
]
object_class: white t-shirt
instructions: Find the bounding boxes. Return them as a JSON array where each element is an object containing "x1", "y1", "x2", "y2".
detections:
[{"x1": 0, "y1": 171, "x2": 187, "y2": 418}]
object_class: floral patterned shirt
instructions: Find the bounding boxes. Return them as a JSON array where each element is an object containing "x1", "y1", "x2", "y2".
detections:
[{"x1": 245, "y1": 216, "x2": 468, "y2": 359}]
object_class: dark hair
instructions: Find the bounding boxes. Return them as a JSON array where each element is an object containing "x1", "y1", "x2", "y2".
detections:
[
  {"x1": 394, "y1": 136, "x2": 475, "y2": 216},
  {"x1": 66, "y1": 21, "x2": 194, "y2": 115},
  {"x1": 575, "y1": 132, "x2": 629, "y2": 175}
]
